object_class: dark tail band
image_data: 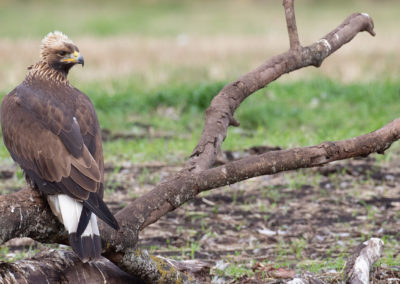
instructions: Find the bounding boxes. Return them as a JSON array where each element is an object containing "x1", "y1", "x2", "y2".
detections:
[{"x1": 69, "y1": 233, "x2": 101, "y2": 263}]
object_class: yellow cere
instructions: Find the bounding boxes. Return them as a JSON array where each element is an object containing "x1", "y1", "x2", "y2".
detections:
[{"x1": 62, "y1": 51, "x2": 80, "y2": 62}]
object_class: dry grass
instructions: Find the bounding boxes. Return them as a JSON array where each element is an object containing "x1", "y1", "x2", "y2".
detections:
[
  {"x1": 1, "y1": 32, "x2": 399, "y2": 90},
  {"x1": 1, "y1": 1, "x2": 399, "y2": 90},
  {"x1": 2, "y1": 0, "x2": 400, "y2": 89}
]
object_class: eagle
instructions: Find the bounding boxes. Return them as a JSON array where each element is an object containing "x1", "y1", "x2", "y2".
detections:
[{"x1": 0, "y1": 31, "x2": 119, "y2": 262}]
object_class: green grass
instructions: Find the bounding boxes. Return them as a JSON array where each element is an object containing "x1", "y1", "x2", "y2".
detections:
[
  {"x1": 0, "y1": 0, "x2": 282, "y2": 38},
  {"x1": 297, "y1": 256, "x2": 346, "y2": 274},
  {"x1": 214, "y1": 262, "x2": 254, "y2": 281},
  {"x1": 1, "y1": 0, "x2": 399, "y2": 38},
  {"x1": 1, "y1": 78, "x2": 399, "y2": 164},
  {"x1": 91, "y1": 78, "x2": 400, "y2": 164},
  {"x1": 0, "y1": 245, "x2": 40, "y2": 263}
]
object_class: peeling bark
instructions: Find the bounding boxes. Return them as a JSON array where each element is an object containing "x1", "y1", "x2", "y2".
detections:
[
  {"x1": 117, "y1": 249, "x2": 197, "y2": 284},
  {"x1": 0, "y1": 188, "x2": 66, "y2": 245},
  {"x1": 344, "y1": 238, "x2": 384, "y2": 284},
  {"x1": 0, "y1": 0, "x2": 385, "y2": 283}
]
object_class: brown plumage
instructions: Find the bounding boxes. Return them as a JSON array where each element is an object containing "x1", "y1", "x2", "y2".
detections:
[{"x1": 1, "y1": 31, "x2": 119, "y2": 262}]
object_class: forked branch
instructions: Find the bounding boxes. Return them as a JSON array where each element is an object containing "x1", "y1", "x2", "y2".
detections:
[{"x1": 0, "y1": 1, "x2": 382, "y2": 283}]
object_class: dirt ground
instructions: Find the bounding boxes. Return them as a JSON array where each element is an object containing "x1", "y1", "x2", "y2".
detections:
[
  {"x1": 98, "y1": 147, "x2": 400, "y2": 283},
  {"x1": 2, "y1": 146, "x2": 400, "y2": 283}
]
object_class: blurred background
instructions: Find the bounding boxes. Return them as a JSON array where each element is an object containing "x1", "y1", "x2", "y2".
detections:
[
  {"x1": 1, "y1": 0, "x2": 399, "y2": 87},
  {"x1": 0, "y1": 0, "x2": 399, "y2": 162}
]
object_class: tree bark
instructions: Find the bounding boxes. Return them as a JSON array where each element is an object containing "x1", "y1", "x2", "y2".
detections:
[
  {"x1": 0, "y1": 248, "x2": 143, "y2": 284},
  {"x1": 344, "y1": 238, "x2": 384, "y2": 284},
  {"x1": 0, "y1": 1, "x2": 383, "y2": 283},
  {"x1": 0, "y1": 187, "x2": 66, "y2": 245}
]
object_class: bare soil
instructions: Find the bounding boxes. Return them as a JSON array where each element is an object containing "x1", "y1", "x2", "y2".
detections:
[
  {"x1": 2, "y1": 148, "x2": 400, "y2": 283},
  {"x1": 100, "y1": 148, "x2": 400, "y2": 283}
]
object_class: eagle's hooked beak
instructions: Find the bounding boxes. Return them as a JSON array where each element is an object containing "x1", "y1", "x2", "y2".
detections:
[{"x1": 62, "y1": 51, "x2": 84, "y2": 66}]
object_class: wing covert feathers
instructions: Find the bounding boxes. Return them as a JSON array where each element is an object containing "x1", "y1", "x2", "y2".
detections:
[{"x1": 84, "y1": 192, "x2": 119, "y2": 231}]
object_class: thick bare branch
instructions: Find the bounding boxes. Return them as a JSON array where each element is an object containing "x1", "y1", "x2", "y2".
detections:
[
  {"x1": 108, "y1": 12, "x2": 377, "y2": 240},
  {"x1": 0, "y1": 249, "x2": 142, "y2": 284},
  {"x1": 1, "y1": 112, "x2": 394, "y2": 282},
  {"x1": 0, "y1": 6, "x2": 379, "y2": 283},
  {"x1": 185, "y1": 12, "x2": 374, "y2": 174},
  {"x1": 0, "y1": 190, "x2": 196, "y2": 283},
  {"x1": 283, "y1": 0, "x2": 301, "y2": 49},
  {"x1": 107, "y1": 117, "x2": 400, "y2": 243},
  {"x1": 0, "y1": 187, "x2": 66, "y2": 245},
  {"x1": 110, "y1": 249, "x2": 197, "y2": 284}
]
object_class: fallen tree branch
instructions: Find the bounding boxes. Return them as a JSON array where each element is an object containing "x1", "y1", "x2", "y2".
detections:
[
  {"x1": 0, "y1": 187, "x2": 65, "y2": 245},
  {"x1": 0, "y1": 1, "x2": 381, "y2": 282},
  {"x1": 1, "y1": 111, "x2": 395, "y2": 282},
  {"x1": 98, "y1": 9, "x2": 377, "y2": 261},
  {"x1": 0, "y1": 189, "x2": 196, "y2": 283},
  {"x1": 286, "y1": 238, "x2": 384, "y2": 284},
  {"x1": 185, "y1": 11, "x2": 375, "y2": 173},
  {"x1": 101, "y1": 116, "x2": 399, "y2": 256},
  {"x1": 101, "y1": 9, "x2": 377, "y2": 246}
]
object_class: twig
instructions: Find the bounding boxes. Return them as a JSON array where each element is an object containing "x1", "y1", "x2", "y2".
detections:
[{"x1": 283, "y1": 0, "x2": 301, "y2": 49}]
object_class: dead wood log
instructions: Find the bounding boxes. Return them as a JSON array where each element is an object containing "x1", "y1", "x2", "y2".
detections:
[
  {"x1": 0, "y1": 248, "x2": 142, "y2": 284},
  {"x1": 344, "y1": 238, "x2": 384, "y2": 284},
  {"x1": 0, "y1": 0, "x2": 383, "y2": 282},
  {"x1": 287, "y1": 238, "x2": 384, "y2": 283}
]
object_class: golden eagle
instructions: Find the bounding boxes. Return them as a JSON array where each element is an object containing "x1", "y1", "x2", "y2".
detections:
[{"x1": 1, "y1": 31, "x2": 119, "y2": 262}]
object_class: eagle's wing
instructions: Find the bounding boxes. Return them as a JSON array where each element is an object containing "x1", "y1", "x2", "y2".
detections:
[
  {"x1": 1, "y1": 86, "x2": 117, "y2": 230},
  {"x1": 73, "y1": 88, "x2": 105, "y2": 197},
  {"x1": 1, "y1": 88, "x2": 99, "y2": 199}
]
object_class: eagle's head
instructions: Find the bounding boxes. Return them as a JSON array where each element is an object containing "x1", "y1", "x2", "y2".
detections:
[{"x1": 40, "y1": 31, "x2": 84, "y2": 74}]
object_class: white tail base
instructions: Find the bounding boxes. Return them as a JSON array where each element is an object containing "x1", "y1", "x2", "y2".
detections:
[{"x1": 47, "y1": 194, "x2": 99, "y2": 236}]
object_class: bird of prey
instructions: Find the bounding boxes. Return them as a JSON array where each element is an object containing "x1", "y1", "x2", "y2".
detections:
[{"x1": 0, "y1": 31, "x2": 119, "y2": 262}]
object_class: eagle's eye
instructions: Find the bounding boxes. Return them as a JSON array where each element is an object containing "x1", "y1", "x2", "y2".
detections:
[{"x1": 58, "y1": 51, "x2": 67, "y2": 56}]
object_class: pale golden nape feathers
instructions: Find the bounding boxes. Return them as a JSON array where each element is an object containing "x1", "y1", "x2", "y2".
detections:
[
  {"x1": 28, "y1": 31, "x2": 83, "y2": 82},
  {"x1": 40, "y1": 31, "x2": 74, "y2": 60}
]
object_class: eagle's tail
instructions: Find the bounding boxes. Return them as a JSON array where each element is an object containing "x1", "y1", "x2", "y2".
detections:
[{"x1": 47, "y1": 194, "x2": 101, "y2": 262}]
